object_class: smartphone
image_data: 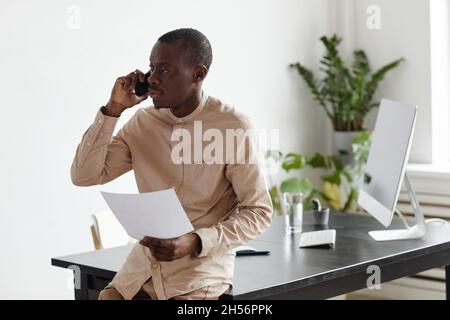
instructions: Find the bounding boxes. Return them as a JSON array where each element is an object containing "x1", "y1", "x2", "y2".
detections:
[{"x1": 134, "y1": 71, "x2": 150, "y2": 96}]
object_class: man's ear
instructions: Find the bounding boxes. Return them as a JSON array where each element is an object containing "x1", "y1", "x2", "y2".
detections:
[{"x1": 193, "y1": 65, "x2": 207, "y2": 82}]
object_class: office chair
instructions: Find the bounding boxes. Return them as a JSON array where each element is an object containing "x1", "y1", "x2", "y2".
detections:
[{"x1": 90, "y1": 210, "x2": 136, "y2": 250}]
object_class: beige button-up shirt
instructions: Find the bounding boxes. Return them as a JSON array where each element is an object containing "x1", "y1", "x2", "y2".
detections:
[{"x1": 70, "y1": 93, "x2": 273, "y2": 300}]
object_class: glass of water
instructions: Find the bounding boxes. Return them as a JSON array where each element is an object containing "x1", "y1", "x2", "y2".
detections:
[{"x1": 283, "y1": 192, "x2": 303, "y2": 234}]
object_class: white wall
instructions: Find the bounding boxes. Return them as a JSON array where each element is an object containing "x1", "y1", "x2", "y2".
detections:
[
  {"x1": 430, "y1": 0, "x2": 450, "y2": 164},
  {"x1": 0, "y1": 0, "x2": 331, "y2": 299},
  {"x1": 336, "y1": 0, "x2": 433, "y2": 163}
]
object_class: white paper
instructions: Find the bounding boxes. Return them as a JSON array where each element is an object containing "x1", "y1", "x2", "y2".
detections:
[{"x1": 100, "y1": 189, "x2": 194, "y2": 240}]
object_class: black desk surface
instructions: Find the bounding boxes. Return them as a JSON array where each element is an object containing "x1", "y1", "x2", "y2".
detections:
[{"x1": 52, "y1": 212, "x2": 450, "y2": 299}]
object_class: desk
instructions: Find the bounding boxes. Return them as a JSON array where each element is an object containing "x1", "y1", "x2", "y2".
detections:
[{"x1": 52, "y1": 212, "x2": 450, "y2": 300}]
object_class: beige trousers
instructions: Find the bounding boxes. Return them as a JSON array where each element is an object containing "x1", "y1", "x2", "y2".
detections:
[{"x1": 98, "y1": 277, "x2": 230, "y2": 300}]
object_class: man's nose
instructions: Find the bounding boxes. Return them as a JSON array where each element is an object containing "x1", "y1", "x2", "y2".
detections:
[{"x1": 148, "y1": 72, "x2": 160, "y2": 87}]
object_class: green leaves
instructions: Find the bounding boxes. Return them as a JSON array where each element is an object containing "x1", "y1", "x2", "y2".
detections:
[
  {"x1": 352, "y1": 50, "x2": 370, "y2": 79},
  {"x1": 307, "y1": 153, "x2": 343, "y2": 170},
  {"x1": 352, "y1": 130, "x2": 371, "y2": 144},
  {"x1": 280, "y1": 177, "x2": 314, "y2": 197},
  {"x1": 268, "y1": 185, "x2": 282, "y2": 214},
  {"x1": 280, "y1": 178, "x2": 317, "y2": 209},
  {"x1": 364, "y1": 58, "x2": 404, "y2": 112},
  {"x1": 322, "y1": 171, "x2": 341, "y2": 185},
  {"x1": 289, "y1": 34, "x2": 404, "y2": 131},
  {"x1": 352, "y1": 131, "x2": 372, "y2": 166},
  {"x1": 280, "y1": 152, "x2": 343, "y2": 172},
  {"x1": 289, "y1": 62, "x2": 331, "y2": 119},
  {"x1": 267, "y1": 131, "x2": 372, "y2": 213},
  {"x1": 282, "y1": 153, "x2": 307, "y2": 172}
]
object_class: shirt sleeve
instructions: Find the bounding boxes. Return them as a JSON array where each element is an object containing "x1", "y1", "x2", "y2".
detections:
[
  {"x1": 193, "y1": 119, "x2": 273, "y2": 257},
  {"x1": 70, "y1": 107, "x2": 133, "y2": 186}
]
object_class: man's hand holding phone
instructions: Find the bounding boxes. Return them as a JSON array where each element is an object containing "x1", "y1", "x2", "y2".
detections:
[{"x1": 103, "y1": 69, "x2": 149, "y2": 117}]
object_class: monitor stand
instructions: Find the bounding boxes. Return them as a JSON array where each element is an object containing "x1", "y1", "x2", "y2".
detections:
[{"x1": 369, "y1": 174, "x2": 426, "y2": 241}]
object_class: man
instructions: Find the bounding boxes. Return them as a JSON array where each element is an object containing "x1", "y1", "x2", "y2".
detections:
[{"x1": 71, "y1": 28, "x2": 273, "y2": 300}]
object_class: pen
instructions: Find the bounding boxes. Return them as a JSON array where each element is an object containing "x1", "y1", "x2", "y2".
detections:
[{"x1": 235, "y1": 250, "x2": 270, "y2": 256}]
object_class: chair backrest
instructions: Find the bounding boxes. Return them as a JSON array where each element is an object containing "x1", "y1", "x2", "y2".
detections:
[{"x1": 91, "y1": 210, "x2": 136, "y2": 250}]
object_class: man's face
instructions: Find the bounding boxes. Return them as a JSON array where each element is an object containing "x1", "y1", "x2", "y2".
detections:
[{"x1": 147, "y1": 41, "x2": 196, "y2": 108}]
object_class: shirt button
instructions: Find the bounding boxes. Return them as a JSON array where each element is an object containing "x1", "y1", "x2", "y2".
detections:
[
  {"x1": 152, "y1": 264, "x2": 158, "y2": 269},
  {"x1": 87, "y1": 142, "x2": 91, "y2": 146},
  {"x1": 98, "y1": 119, "x2": 102, "y2": 124}
]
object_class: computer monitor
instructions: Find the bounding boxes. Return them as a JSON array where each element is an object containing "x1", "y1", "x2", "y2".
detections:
[{"x1": 358, "y1": 99, "x2": 426, "y2": 241}]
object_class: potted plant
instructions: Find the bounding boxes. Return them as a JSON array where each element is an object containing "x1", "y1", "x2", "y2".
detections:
[
  {"x1": 289, "y1": 34, "x2": 403, "y2": 162},
  {"x1": 267, "y1": 131, "x2": 372, "y2": 214}
]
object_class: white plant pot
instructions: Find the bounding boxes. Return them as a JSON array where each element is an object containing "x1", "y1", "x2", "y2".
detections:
[{"x1": 333, "y1": 131, "x2": 360, "y2": 165}]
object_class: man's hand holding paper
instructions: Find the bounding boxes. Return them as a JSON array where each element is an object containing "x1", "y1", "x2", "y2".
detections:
[{"x1": 139, "y1": 233, "x2": 201, "y2": 261}]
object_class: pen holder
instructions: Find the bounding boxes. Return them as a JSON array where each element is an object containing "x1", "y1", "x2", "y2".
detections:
[{"x1": 313, "y1": 207, "x2": 330, "y2": 227}]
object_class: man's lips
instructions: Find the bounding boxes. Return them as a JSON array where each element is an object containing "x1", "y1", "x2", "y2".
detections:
[{"x1": 148, "y1": 89, "x2": 162, "y2": 98}]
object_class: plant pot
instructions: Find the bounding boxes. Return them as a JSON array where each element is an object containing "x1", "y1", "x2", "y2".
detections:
[{"x1": 333, "y1": 131, "x2": 360, "y2": 165}]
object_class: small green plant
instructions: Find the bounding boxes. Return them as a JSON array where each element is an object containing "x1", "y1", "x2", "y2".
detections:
[
  {"x1": 267, "y1": 131, "x2": 372, "y2": 214},
  {"x1": 289, "y1": 34, "x2": 404, "y2": 131}
]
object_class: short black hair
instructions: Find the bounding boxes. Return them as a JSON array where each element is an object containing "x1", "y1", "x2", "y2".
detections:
[{"x1": 158, "y1": 28, "x2": 213, "y2": 71}]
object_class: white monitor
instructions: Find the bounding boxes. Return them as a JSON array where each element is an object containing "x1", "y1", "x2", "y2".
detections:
[{"x1": 358, "y1": 99, "x2": 425, "y2": 241}]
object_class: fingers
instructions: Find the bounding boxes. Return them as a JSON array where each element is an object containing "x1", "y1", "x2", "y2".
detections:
[
  {"x1": 125, "y1": 71, "x2": 136, "y2": 94},
  {"x1": 134, "y1": 69, "x2": 145, "y2": 83},
  {"x1": 115, "y1": 76, "x2": 131, "y2": 96},
  {"x1": 141, "y1": 237, "x2": 174, "y2": 248},
  {"x1": 128, "y1": 69, "x2": 146, "y2": 91},
  {"x1": 118, "y1": 70, "x2": 143, "y2": 95},
  {"x1": 140, "y1": 237, "x2": 177, "y2": 261},
  {"x1": 133, "y1": 90, "x2": 150, "y2": 103},
  {"x1": 140, "y1": 243, "x2": 170, "y2": 261},
  {"x1": 152, "y1": 248, "x2": 172, "y2": 261},
  {"x1": 140, "y1": 236, "x2": 154, "y2": 246},
  {"x1": 112, "y1": 70, "x2": 149, "y2": 108}
]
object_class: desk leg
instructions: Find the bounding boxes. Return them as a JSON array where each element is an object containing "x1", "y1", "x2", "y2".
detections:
[
  {"x1": 446, "y1": 265, "x2": 450, "y2": 301},
  {"x1": 74, "y1": 272, "x2": 89, "y2": 300}
]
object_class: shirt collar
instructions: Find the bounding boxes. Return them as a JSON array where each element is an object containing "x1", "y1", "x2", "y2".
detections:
[{"x1": 166, "y1": 91, "x2": 207, "y2": 124}]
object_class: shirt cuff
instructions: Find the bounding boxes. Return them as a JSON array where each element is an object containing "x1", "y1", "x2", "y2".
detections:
[
  {"x1": 192, "y1": 227, "x2": 218, "y2": 258},
  {"x1": 84, "y1": 107, "x2": 119, "y2": 143},
  {"x1": 97, "y1": 107, "x2": 120, "y2": 132}
]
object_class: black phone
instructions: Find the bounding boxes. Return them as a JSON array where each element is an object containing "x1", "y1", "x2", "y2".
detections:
[{"x1": 134, "y1": 71, "x2": 151, "y2": 97}]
